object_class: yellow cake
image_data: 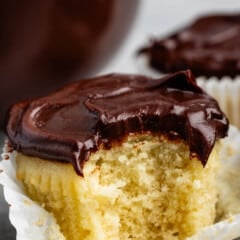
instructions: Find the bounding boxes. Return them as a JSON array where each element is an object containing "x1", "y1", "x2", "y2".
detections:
[{"x1": 6, "y1": 71, "x2": 229, "y2": 239}]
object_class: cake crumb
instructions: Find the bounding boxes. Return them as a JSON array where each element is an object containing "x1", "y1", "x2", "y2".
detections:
[
  {"x1": 23, "y1": 199, "x2": 32, "y2": 206},
  {"x1": 226, "y1": 214, "x2": 235, "y2": 223},
  {"x1": 34, "y1": 214, "x2": 46, "y2": 227}
]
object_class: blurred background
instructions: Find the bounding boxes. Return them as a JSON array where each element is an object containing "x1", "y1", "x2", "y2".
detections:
[{"x1": 1, "y1": 0, "x2": 240, "y2": 239}]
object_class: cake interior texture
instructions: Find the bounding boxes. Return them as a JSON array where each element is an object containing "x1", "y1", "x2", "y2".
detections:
[{"x1": 16, "y1": 133, "x2": 219, "y2": 240}]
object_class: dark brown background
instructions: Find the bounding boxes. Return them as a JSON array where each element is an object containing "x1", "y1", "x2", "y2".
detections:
[{"x1": 0, "y1": 0, "x2": 139, "y2": 129}]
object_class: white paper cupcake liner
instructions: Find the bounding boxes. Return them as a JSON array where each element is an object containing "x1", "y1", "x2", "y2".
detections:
[
  {"x1": 1, "y1": 126, "x2": 240, "y2": 240},
  {"x1": 0, "y1": 141, "x2": 66, "y2": 240},
  {"x1": 135, "y1": 54, "x2": 240, "y2": 129}
]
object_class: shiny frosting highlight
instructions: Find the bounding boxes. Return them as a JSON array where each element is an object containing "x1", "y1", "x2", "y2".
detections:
[{"x1": 7, "y1": 71, "x2": 229, "y2": 175}]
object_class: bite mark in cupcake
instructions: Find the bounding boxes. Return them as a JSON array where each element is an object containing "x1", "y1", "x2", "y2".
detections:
[{"x1": 5, "y1": 71, "x2": 229, "y2": 240}]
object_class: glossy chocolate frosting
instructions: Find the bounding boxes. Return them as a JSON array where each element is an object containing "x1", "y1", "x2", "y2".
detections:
[
  {"x1": 6, "y1": 71, "x2": 228, "y2": 176},
  {"x1": 139, "y1": 14, "x2": 240, "y2": 77}
]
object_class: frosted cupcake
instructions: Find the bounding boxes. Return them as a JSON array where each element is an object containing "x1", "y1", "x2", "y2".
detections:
[
  {"x1": 5, "y1": 70, "x2": 228, "y2": 240},
  {"x1": 138, "y1": 13, "x2": 240, "y2": 128}
]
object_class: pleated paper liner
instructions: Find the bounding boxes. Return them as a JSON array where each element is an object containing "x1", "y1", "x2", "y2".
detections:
[
  {"x1": 0, "y1": 140, "x2": 66, "y2": 240},
  {"x1": 1, "y1": 126, "x2": 240, "y2": 239}
]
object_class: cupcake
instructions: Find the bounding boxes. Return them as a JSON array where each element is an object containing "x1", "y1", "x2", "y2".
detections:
[
  {"x1": 4, "y1": 70, "x2": 228, "y2": 240},
  {"x1": 138, "y1": 13, "x2": 240, "y2": 128}
]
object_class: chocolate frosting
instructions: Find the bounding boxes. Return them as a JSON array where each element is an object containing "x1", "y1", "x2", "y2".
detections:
[
  {"x1": 6, "y1": 71, "x2": 229, "y2": 176},
  {"x1": 139, "y1": 14, "x2": 240, "y2": 77}
]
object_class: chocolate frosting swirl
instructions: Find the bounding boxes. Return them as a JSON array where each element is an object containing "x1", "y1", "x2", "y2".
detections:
[
  {"x1": 139, "y1": 14, "x2": 240, "y2": 77},
  {"x1": 6, "y1": 71, "x2": 229, "y2": 176}
]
